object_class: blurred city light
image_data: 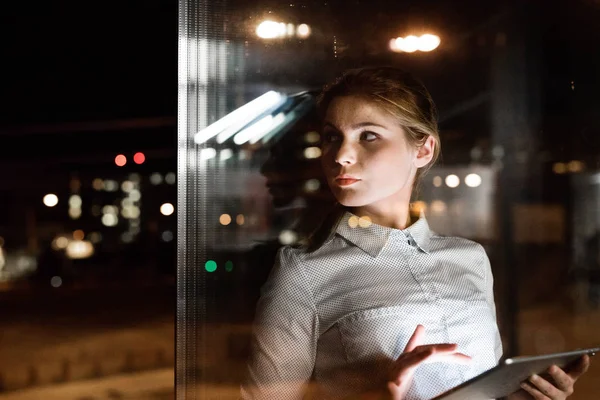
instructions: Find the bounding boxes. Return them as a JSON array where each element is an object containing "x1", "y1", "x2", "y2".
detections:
[
  {"x1": 73, "y1": 229, "x2": 85, "y2": 240},
  {"x1": 92, "y1": 178, "x2": 104, "y2": 191},
  {"x1": 348, "y1": 216, "x2": 359, "y2": 228},
  {"x1": 304, "y1": 179, "x2": 320, "y2": 192},
  {"x1": 219, "y1": 213, "x2": 232, "y2": 225},
  {"x1": 194, "y1": 91, "x2": 285, "y2": 145},
  {"x1": 465, "y1": 173, "x2": 482, "y2": 187},
  {"x1": 51, "y1": 236, "x2": 69, "y2": 250},
  {"x1": 430, "y1": 200, "x2": 447, "y2": 214},
  {"x1": 121, "y1": 180, "x2": 134, "y2": 193},
  {"x1": 50, "y1": 276, "x2": 62, "y2": 288},
  {"x1": 43, "y1": 194, "x2": 59, "y2": 207},
  {"x1": 304, "y1": 146, "x2": 322, "y2": 159},
  {"x1": 68, "y1": 194, "x2": 82, "y2": 208},
  {"x1": 68, "y1": 208, "x2": 82, "y2": 219},
  {"x1": 133, "y1": 152, "x2": 145, "y2": 164},
  {"x1": 65, "y1": 240, "x2": 94, "y2": 259},
  {"x1": 162, "y1": 230, "x2": 174, "y2": 242},
  {"x1": 279, "y1": 230, "x2": 298, "y2": 245},
  {"x1": 101, "y1": 213, "x2": 119, "y2": 227},
  {"x1": 410, "y1": 201, "x2": 427, "y2": 215},
  {"x1": 88, "y1": 232, "x2": 102, "y2": 244},
  {"x1": 553, "y1": 162, "x2": 567, "y2": 174},
  {"x1": 160, "y1": 203, "x2": 175, "y2": 216},
  {"x1": 297, "y1": 23, "x2": 311, "y2": 38},
  {"x1": 304, "y1": 131, "x2": 320, "y2": 143},
  {"x1": 256, "y1": 20, "x2": 285, "y2": 39},
  {"x1": 150, "y1": 173, "x2": 163, "y2": 185},
  {"x1": 445, "y1": 174, "x2": 460, "y2": 188},
  {"x1": 205, "y1": 260, "x2": 217, "y2": 272},
  {"x1": 103, "y1": 180, "x2": 119, "y2": 192},
  {"x1": 115, "y1": 154, "x2": 127, "y2": 167},
  {"x1": 390, "y1": 34, "x2": 440, "y2": 53},
  {"x1": 256, "y1": 21, "x2": 311, "y2": 39},
  {"x1": 358, "y1": 216, "x2": 372, "y2": 228},
  {"x1": 128, "y1": 189, "x2": 141, "y2": 201},
  {"x1": 433, "y1": 176, "x2": 443, "y2": 187},
  {"x1": 165, "y1": 172, "x2": 176, "y2": 185},
  {"x1": 236, "y1": 214, "x2": 245, "y2": 225},
  {"x1": 568, "y1": 160, "x2": 584, "y2": 173}
]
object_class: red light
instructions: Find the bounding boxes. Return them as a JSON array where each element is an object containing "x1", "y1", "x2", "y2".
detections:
[
  {"x1": 133, "y1": 152, "x2": 145, "y2": 165},
  {"x1": 115, "y1": 154, "x2": 127, "y2": 167}
]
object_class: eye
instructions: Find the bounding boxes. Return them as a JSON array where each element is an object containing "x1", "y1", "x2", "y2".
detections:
[
  {"x1": 361, "y1": 131, "x2": 378, "y2": 142},
  {"x1": 323, "y1": 131, "x2": 341, "y2": 143}
]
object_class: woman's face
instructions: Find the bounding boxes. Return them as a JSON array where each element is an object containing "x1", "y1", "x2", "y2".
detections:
[{"x1": 320, "y1": 95, "x2": 431, "y2": 213}]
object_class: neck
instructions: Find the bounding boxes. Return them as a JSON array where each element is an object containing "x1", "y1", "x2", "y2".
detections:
[{"x1": 350, "y1": 203, "x2": 413, "y2": 230}]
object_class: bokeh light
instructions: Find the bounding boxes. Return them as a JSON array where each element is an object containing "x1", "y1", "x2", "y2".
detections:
[
  {"x1": 43, "y1": 194, "x2": 59, "y2": 207},
  {"x1": 51, "y1": 276, "x2": 62, "y2": 288},
  {"x1": 160, "y1": 203, "x2": 175, "y2": 216},
  {"x1": 205, "y1": 260, "x2": 217, "y2": 272},
  {"x1": 220, "y1": 214, "x2": 232, "y2": 225},
  {"x1": 133, "y1": 152, "x2": 145, "y2": 164},
  {"x1": 465, "y1": 173, "x2": 482, "y2": 188},
  {"x1": 115, "y1": 154, "x2": 127, "y2": 167},
  {"x1": 445, "y1": 174, "x2": 460, "y2": 188}
]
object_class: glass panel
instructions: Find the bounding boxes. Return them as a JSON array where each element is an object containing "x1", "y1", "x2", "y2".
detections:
[{"x1": 178, "y1": 1, "x2": 600, "y2": 399}]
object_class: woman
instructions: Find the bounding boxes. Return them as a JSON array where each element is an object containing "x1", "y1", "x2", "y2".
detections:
[{"x1": 240, "y1": 67, "x2": 590, "y2": 400}]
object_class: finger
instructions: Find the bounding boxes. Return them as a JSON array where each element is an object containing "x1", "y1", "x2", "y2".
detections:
[
  {"x1": 547, "y1": 364, "x2": 574, "y2": 394},
  {"x1": 425, "y1": 352, "x2": 472, "y2": 365},
  {"x1": 567, "y1": 354, "x2": 591, "y2": 381},
  {"x1": 413, "y1": 343, "x2": 457, "y2": 354},
  {"x1": 520, "y1": 381, "x2": 549, "y2": 400},
  {"x1": 528, "y1": 374, "x2": 561, "y2": 399},
  {"x1": 404, "y1": 324, "x2": 425, "y2": 352}
]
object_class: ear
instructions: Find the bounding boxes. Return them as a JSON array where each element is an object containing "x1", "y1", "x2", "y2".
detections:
[{"x1": 414, "y1": 136, "x2": 435, "y2": 168}]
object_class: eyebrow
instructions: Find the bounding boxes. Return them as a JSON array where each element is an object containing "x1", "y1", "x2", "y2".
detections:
[{"x1": 323, "y1": 121, "x2": 388, "y2": 130}]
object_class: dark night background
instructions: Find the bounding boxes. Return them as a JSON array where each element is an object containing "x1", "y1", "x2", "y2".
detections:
[{"x1": 1, "y1": 0, "x2": 600, "y2": 399}]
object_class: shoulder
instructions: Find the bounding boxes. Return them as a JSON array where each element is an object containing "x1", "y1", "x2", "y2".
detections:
[
  {"x1": 429, "y1": 233, "x2": 489, "y2": 265},
  {"x1": 430, "y1": 233, "x2": 486, "y2": 253}
]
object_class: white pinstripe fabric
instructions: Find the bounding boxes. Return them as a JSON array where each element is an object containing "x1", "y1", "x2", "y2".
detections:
[{"x1": 241, "y1": 211, "x2": 503, "y2": 400}]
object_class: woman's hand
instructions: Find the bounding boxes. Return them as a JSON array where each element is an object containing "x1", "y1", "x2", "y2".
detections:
[
  {"x1": 507, "y1": 355, "x2": 591, "y2": 400},
  {"x1": 386, "y1": 324, "x2": 472, "y2": 400}
]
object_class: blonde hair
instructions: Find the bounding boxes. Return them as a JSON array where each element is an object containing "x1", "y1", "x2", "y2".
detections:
[
  {"x1": 316, "y1": 66, "x2": 441, "y2": 192},
  {"x1": 306, "y1": 66, "x2": 441, "y2": 251}
]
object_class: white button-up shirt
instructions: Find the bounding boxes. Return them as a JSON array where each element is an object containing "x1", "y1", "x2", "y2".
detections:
[{"x1": 241, "y1": 211, "x2": 503, "y2": 400}]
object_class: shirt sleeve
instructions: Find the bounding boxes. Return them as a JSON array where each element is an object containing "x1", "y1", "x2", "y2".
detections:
[
  {"x1": 480, "y1": 245, "x2": 504, "y2": 363},
  {"x1": 240, "y1": 246, "x2": 319, "y2": 400}
]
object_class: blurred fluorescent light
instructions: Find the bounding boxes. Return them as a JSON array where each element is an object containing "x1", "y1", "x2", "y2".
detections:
[
  {"x1": 193, "y1": 91, "x2": 284, "y2": 145},
  {"x1": 200, "y1": 147, "x2": 217, "y2": 161},
  {"x1": 232, "y1": 112, "x2": 286, "y2": 145},
  {"x1": 219, "y1": 148, "x2": 233, "y2": 162}
]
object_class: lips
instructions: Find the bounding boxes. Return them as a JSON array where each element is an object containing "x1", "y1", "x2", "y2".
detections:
[{"x1": 334, "y1": 175, "x2": 360, "y2": 186}]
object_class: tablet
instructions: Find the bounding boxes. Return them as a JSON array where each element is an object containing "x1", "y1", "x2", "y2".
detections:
[{"x1": 432, "y1": 346, "x2": 599, "y2": 400}]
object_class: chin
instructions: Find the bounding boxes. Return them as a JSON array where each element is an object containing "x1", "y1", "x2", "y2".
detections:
[{"x1": 334, "y1": 195, "x2": 368, "y2": 208}]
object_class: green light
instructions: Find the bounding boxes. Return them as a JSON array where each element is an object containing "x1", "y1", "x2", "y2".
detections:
[
  {"x1": 205, "y1": 260, "x2": 217, "y2": 272},
  {"x1": 225, "y1": 260, "x2": 234, "y2": 272}
]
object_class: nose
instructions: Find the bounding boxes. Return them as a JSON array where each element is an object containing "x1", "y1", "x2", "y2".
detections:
[{"x1": 335, "y1": 140, "x2": 357, "y2": 166}]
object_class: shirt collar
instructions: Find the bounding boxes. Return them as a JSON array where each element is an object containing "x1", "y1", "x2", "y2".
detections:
[{"x1": 334, "y1": 211, "x2": 433, "y2": 257}]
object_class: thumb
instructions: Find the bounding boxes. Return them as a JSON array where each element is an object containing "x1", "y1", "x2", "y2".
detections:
[{"x1": 403, "y1": 324, "x2": 425, "y2": 353}]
